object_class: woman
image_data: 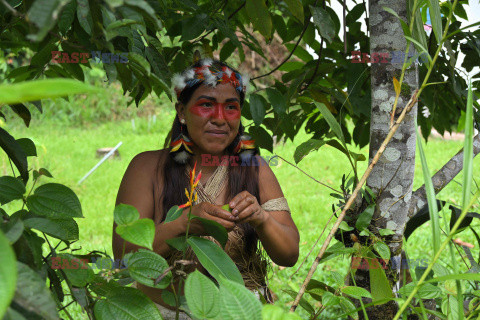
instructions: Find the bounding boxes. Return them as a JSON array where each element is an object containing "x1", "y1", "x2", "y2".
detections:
[{"x1": 112, "y1": 58, "x2": 299, "y2": 319}]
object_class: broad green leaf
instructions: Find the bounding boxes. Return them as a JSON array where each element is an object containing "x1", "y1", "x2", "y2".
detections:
[
  {"x1": 283, "y1": 289, "x2": 315, "y2": 314},
  {"x1": 321, "y1": 291, "x2": 340, "y2": 307},
  {"x1": 382, "y1": 6, "x2": 411, "y2": 38},
  {"x1": 57, "y1": 254, "x2": 95, "y2": 287},
  {"x1": 218, "y1": 275, "x2": 262, "y2": 320},
  {"x1": 341, "y1": 286, "x2": 372, "y2": 299},
  {"x1": 249, "y1": 94, "x2": 266, "y2": 126},
  {"x1": 26, "y1": 183, "x2": 83, "y2": 218},
  {"x1": 164, "y1": 205, "x2": 183, "y2": 223},
  {"x1": 0, "y1": 128, "x2": 28, "y2": 183},
  {"x1": 128, "y1": 249, "x2": 171, "y2": 289},
  {"x1": 355, "y1": 204, "x2": 375, "y2": 231},
  {"x1": 116, "y1": 219, "x2": 155, "y2": 250},
  {"x1": 187, "y1": 236, "x2": 244, "y2": 285},
  {"x1": 346, "y1": 4, "x2": 365, "y2": 24},
  {"x1": 14, "y1": 262, "x2": 59, "y2": 320},
  {"x1": 191, "y1": 216, "x2": 228, "y2": 248},
  {"x1": 16, "y1": 138, "x2": 36, "y2": 157},
  {"x1": 0, "y1": 79, "x2": 102, "y2": 105},
  {"x1": 404, "y1": 36, "x2": 433, "y2": 64},
  {"x1": 428, "y1": 0, "x2": 442, "y2": 45},
  {"x1": 128, "y1": 52, "x2": 151, "y2": 77},
  {"x1": 338, "y1": 296, "x2": 358, "y2": 319},
  {"x1": 462, "y1": 80, "x2": 473, "y2": 212},
  {"x1": 416, "y1": 126, "x2": 440, "y2": 256},
  {"x1": 0, "y1": 176, "x2": 25, "y2": 205},
  {"x1": 0, "y1": 216, "x2": 24, "y2": 244},
  {"x1": 339, "y1": 221, "x2": 354, "y2": 231},
  {"x1": 94, "y1": 286, "x2": 163, "y2": 320},
  {"x1": 266, "y1": 88, "x2": 287, "y2": 114},
  {"x1": 262, "y1": 304, "x2": 303, "y2": 320},
  {"x1": 124, "y1": 0, "x2": 162, "y2": 29},
  {"x1": 294, "y1": 139, "x2": 327, "y2": 164},
  {"x1": 114, "y1": 204, "x2": 140, "y2": 225},
  {"x1": 246, "y1": 0, "x2": 272, "y2": 39},
  {"x1": 379, "y1": 228, "x2": 395, "y2": 236},
  {"x1": 314, "y1": 102, "x2": 344, "y2": 143},
  {"x1": 58, "y1": 0, "x2": 76, "y2": 33},
  {"x1": 181, "y1": 13, "x2": 209, "y2": 41},
  {"x1": 8, "y1": 104, "x2": 31, "y2": 127},
  {"x1": 165, "y1": 236, "x2": 188, "y2": 252},
  {"x1": 284, "y1": 0, "x2": 304, "y2": 22},
  {"x1": 27, "y1": 0, "x2": 69, "y2": 41},
  {"x1": 24, "y1": 215, "x2": 78, "y2": 241},
  {"x1": 185, "y1": 270, "x2": 220, "y2": 319},
  {"x1": 373, "y1": 242, "x2": 391, "y2": 260},
  {"x1": 76, "y1": 0, "x2": 93, "y2": 34},
  {"x1": 309, "y1": 6, "x2": 335, "y2": 43},
  {"x1": 105, "y1": 19, "x2": 140, "y2": 41},
  {"x1": 248, "y1": 125, "x2": 273, "y2": 153},
  {"x1": 398, "y1": 282, "x2": 442, "y2": 299},
  {"x1": 368, "y1": 252, "x2": 394, "y2": 302},
  {"x1": 0, "y1": 230, "x2": 16, "y2": 318}
]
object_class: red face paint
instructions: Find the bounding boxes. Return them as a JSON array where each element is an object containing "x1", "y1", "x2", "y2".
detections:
[{"x1": 189, "y1": 98, "x2": 241, "y2": 121}]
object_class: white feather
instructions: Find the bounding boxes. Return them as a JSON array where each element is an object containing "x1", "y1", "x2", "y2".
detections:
[
  {"x1": 185, "y1": 68, "x2": 195, "y2": 80},
  {"x1": 203, "y1": 68, "x2": 217, "y2": 86},
  {"x1": 224, "y1": 68, "x2": 232, "y2": 78},
  {"x1": 241, "y1": 73, "x2": 250, "y2": 93},
  {"x1": 201, "y1": 58, "x2": 213, "y2": 66},
  {"x1": 173, "y1": 151, "x2": 190, "y2": 164},
  {"x1": 172, "y1": 73, "x2": 186, "y2": 91}
]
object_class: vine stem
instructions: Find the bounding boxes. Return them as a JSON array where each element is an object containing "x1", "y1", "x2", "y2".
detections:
[{"x1": 289, "y1": 89, "x2": 419, "y2": 312}]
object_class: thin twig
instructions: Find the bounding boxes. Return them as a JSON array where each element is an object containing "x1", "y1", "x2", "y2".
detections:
[
  {"x1": 290, "y1": 89, "x2": 419, "y2": 312},
  {"x1": 272, "y1": 154, "x2": 342, "y2": 193}
]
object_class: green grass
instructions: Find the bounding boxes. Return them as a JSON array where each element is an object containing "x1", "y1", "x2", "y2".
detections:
[{"x1": 1, "y1": 89, "x2": 479, "y2": 319}]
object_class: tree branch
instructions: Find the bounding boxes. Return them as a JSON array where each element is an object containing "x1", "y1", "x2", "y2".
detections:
[{"x1": 408, "y1": 133, "x2": 480, "y2": 219}]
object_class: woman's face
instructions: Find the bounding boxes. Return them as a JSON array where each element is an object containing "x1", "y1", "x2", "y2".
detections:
[{"x1": 177, "y1": 82, "x2": 242, "y2": 156}]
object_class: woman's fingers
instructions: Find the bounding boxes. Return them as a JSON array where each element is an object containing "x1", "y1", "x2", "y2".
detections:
[
  {"x1": 231, "y1": 193, "x2": 257, "y2": 216},
  {"x1": 203, "y1": 203, "x2": 237, "y2": 221}
]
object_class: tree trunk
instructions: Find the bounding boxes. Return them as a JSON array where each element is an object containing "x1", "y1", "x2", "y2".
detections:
[{"x1": 355, "y1": 0, "x2": 419, "y2": 318}]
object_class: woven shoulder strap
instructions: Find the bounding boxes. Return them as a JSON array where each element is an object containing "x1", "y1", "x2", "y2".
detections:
[{"x1": 261, "y1": 197, "x2": 290, "y2": 213}]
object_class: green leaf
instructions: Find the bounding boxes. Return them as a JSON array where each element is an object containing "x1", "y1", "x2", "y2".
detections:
[
  {"x1": 124, "y1": 0, "x2": 162, "y2": 29},
  {"x1": 427, "y1": 0, "x2": 442, "y2": 45},
  {"x1": 249, "y1": 94, "x2": 266, "y2": 126},
  {"x1": 246, "y1": 0, "x2": 272, "y2": 39},
  {"x1": 116, "y1": 219, "x2": 155, "y2": 250},
  {"x1": 248, "y1": 125, "x2": 273, "y2": 153},
  {"x1": 416, "y1": 126, "x2": 440, "y2": 256},
  {"x1": 181, "y1": 13, "x2": 209, "y2": 41},
  {"x1": 398, "y1": 282, "x2": 442, "y2": 299},
  {"x1": 379, "y1": 228, "x2": 395, "y2": 236},
  {"x1": 346, "y1": 4, "x2": 365, "y2": 24},
  {"x1": 425, "y1": 273, "x2": 480, "y2": 283},
  {"x1": 266, "y1": 88, "x2": 287, "y2": 115},
  {"x1": 462, "y1": 80, "x2": 474, "y2": 212},
  {"x1": 0, "y1": 176, "x2": 26, "y2": 205},
  {"x1": 283, "y1": 289, "x2": 315, "y2": 314},
  {"x1": 58, "y1": 254, "x2": 95, "y2": 287},
  {"x1": 355, "y1": 204, "x2": 375, "y2": 231},
  {"x1": 58, "y1": 0, "x2": 76, "y2": 33},
  {"x1": 26, "y1": 183, "x2": 83, "y2": 219},
  {"x1": 368, "y1": 251, "x2": 394, "y2": 302},
  {"x1": 217, "y1": 275, "x2": 262, "y2": 320},
  {"x1": 0, "y1": 230, "x2": 16, "y2": 318},
  {"x1": 165, "y1": 236, "x2": 188, "y2": 252},
  {"x1": 294, "y1": 139, "x2": 327, "y2": 164},
  {"x1": 27, "y1": 0, "x2": 69, "y2": 41},
  {"x1": 0, "y1": 128, "x2": 28, "y2": 184},
  {"x1": 191, "y1": 216, "x2": 228, "y2": 249},
  {"x1": 0, "y1": 79, "x2": 102, "y2": 105},
  {"x1": 341, "y1": 286, "x2": 372, "y2": 299},
  {"x1": 165, "y1": 205, "x2": 183, "y2": 223},
  {"x1": 0, "y1": 215, "x2": 24, "y2": 244},
  {"x1": 339, "y1": 221, "x2": 354, "y2": 231},
  {"x1": 309, "y1": 6, "x2": 335, "y2": 43},
  {"x1": 33, "y1": 168, "x2": 53, "y2": 180},
  {"x1": 314, "y1": 102, "x2": 344, "y2": 143},
  {"x1": 94, "y1": 286, "x2": 163, "y2": 320},
  {"x1": 8, "y1": 104, "x2": 31, "y2": 127},
  {"x1": 76, "y1": 0, "x2": 93, "y2": 34},
  {"x1": 23, "y1": 215, "x2": 79, "y2": 241},
  {"x1": 262, "y1": 305, "x2": 303, "y2": 320},
  {"x1": 373, "y1": 242, "x2": 391, "y2": 260},
  {"x1": 187, "y1": 236, "x2": 244, "y2": 285},
  {"x1": 16, "y1": 138, "x2": 36, "y2": 157},
  {"x1": 222, "y1": 204, "x2": 231, "y2": 212},
  {"x1": 105, "y1": 19, "x2": 140, "y2": 41},
  {"x1": 128, "y1": 52, "x2": 151, "y2": 77},
  {"x1": 128, "y1": 249, "x2": 171, "y2": 289},
  {"x1": 14, "y1": 262, "x2": 59, "y2": 320},
  {"x1": 382, "y1": 6, "x2": 411, "y2": 38},
  {"x1": 114, "y1": 204, "x2": 139, "y2": 225},
  {"x1": 185, "y1": 270, "x2": 221, "y2": 319},
  {"x1": 284, "y1": 0, "x2": 303, "y2": 22}
]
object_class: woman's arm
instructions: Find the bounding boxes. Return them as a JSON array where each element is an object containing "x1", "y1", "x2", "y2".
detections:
[
  {"x1": 229, "y1": 156, "x2": 300, "y2": 267},
  {"x1": 112, "y1": 151, "x2": 187, "y2": 261}
]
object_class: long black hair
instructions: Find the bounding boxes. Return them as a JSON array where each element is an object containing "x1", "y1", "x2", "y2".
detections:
[{"x1": 159, "y1": 59, "x2": 261, "y2": 256}]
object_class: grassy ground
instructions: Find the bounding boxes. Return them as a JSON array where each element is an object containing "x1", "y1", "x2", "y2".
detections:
[{"x1": 1, "y1": 88, "x2": 479, "y2": 319}]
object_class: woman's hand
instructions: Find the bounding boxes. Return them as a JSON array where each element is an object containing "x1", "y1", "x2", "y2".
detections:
[
  {"x1": 182, "y1": 202, "x2": 237, "y2": 236},
  {"x1": 228, "y1": 191, "x2": 269, "y2": 228}
]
